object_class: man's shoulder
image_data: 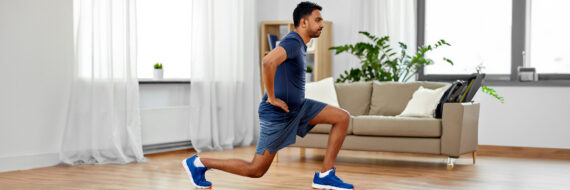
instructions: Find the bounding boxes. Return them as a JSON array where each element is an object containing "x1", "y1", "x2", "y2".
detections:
[{"x1": 280, "y1": 33, "x2": 303, "y2": 46}]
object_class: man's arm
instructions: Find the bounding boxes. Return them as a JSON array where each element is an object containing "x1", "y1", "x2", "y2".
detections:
[{"x1": 262, "y1": 46, "x2": 289, "y2": 112}]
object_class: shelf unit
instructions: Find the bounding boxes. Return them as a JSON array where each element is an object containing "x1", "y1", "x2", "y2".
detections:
[{"x1": 259, "y1": 21, "x2": 332, "y2": 94}]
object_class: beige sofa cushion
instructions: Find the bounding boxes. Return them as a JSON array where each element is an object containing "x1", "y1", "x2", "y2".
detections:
[
  {"x1": 334, "y1": 82, "x2": 372, "y2": 116},
  {"x1": 368, "y1": 81, "x2": 450, "y2": 116},
  {"x1": 352, "y1": 115, "x2": 441, "y2": 137},
  {"x1": 310, "y1": 116, "x2": 354, "y2": 135}
]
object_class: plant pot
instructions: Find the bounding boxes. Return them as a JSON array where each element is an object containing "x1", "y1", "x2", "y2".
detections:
[
  {"x1": 153, "y1": 69, "x2": 163, "y2": 80},
  {"x1": 305, "y1": 73, "x2": 313, "y2": 82}
]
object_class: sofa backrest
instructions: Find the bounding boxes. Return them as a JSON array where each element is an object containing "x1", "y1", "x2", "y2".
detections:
[
  {"x1": 367, "y1": 81, "x2": 450, "y2": 116},
  {"x1": 334, "y1": 82, "x2": 372, "y2": 116}
]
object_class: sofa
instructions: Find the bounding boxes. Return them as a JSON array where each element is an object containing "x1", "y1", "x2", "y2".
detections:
[{"x1": 290, "y1": 81, "x2": 480, "y2": 169}]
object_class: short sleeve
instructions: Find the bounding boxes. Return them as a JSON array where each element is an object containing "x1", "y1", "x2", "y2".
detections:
[{"x1": 278, "y1": 38, "x2": 302, "y2": 59}]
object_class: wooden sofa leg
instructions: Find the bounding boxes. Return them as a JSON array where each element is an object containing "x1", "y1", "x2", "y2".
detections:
[
  {"x1": 472, "y1": 151, "x2": 477, "y2": 164},
  {"x1": 300, "y1": 147, "x2": 306, "y2": 160}
]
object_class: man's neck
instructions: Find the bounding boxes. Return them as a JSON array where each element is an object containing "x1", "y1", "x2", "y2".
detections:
[{"x1": 293, "y1": 29, "x2": 311, "y2": 44}]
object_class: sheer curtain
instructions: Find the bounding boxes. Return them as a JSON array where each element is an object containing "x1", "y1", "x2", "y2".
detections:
[
  {"x1": 188, "y1": 0, "x2": 260, "y2": 152},
  {"x1": 60, "y1": 0, "x2": 146, "y2": 165},
  {"x1": 376, "y1": 0, "x2": 417, "y2": 52},
  {"x1": 350, "y1": 0, "x2": 417, "y2": 80},
  {"x1": 355, "y1": 0, "x2": 416, "y2": 50}
]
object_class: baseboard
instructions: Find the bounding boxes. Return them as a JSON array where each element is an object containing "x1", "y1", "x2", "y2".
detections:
[
  {"x1": 474, "y1": 145, "x2": 570, "y2": 160},
  {"x1": 0, "y1": 152, "x2": 60, "y2": 173},
  {"x1": 143, "y1": 140, "x2": 192, "y2": 155}
]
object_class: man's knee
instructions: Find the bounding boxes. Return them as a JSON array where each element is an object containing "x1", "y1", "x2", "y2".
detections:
[
  {"x1": 246, "y1": 165, "x2": 269, "y2": 178},
  {"x1": 337, "y1": 109, "x2": 350, "y2": 125}
]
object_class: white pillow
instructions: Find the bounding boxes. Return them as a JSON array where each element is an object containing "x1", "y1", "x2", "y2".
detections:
[
  {"x1": 398, "y1": 86, "x2": 447, "y2": 118},
  {"x1": 305, "y1": 77, "x2": 340, "y2": 107}
]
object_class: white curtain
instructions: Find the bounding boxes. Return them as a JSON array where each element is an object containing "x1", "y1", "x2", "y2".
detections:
[
  {"x1": 377, "y1": 0, "x2": 416, "y2": 51},
  {"x1": 60, "y1": 0, "x2": 146, "y2": 165},
  {"x1": 353, "y1": 0, "x2": 416, "y2": 49},
  {"x1": 188, "y1": 0, "x2": 260, "y2": 153},
  {"x1": 349, "y1": 0, "x2": 417, "y2": 78}
]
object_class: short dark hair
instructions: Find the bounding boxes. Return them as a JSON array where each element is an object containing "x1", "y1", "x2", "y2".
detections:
[{"x1": 293, "y1": 1, "x2": 322, "y2": 27}]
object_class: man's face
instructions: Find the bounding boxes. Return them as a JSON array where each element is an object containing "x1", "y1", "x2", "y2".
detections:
[{"x1": 303, "y1": 10, "x2": 324, "y2": 38}]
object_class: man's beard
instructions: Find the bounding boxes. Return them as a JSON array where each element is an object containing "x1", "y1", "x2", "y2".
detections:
[{"x1": 310, "y1": 28, "x2": 322, "y2": 38}]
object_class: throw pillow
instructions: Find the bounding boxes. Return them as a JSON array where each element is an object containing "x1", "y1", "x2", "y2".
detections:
[
  {"x1": 305, "y1": 77, "x2": 340, "y2": 107},
  {"x1": 398, "y1": 86, "x2": 447, "y2": 118}
]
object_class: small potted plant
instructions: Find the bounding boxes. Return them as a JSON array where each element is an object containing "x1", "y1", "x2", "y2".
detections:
[
  {"x1": 153, "y1": 62, "x2": 163, "y2": 80},
  {"x1": 306, "y1": 65, "x2": 313, "y2": 82}
]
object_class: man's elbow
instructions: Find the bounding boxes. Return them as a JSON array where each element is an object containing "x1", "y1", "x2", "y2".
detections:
[{"x1": 262, "y1": 58, "x2": 273, "y2": 68}]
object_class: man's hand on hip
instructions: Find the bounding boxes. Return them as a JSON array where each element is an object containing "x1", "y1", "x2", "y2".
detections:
[{"x1": 266, "y1": 98, "x2": 289, "y2": 113}]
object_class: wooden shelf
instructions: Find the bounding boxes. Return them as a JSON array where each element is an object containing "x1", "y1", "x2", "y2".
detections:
[{"x1": 258, "y1": 21, "x2": 332, "y2": 95}]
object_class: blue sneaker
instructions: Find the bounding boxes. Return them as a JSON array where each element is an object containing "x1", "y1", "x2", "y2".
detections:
[
  {"x1": 312, "y1": 168, "x2": 354, "y2": 190},
  {"x1": 182, "y1": 155, "x2": 212, "y2": 188}
]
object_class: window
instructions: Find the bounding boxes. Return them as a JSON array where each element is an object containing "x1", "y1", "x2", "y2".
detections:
[
  {"x1": 136, "y1": 0, "x2": 191, "y2": 79},
  {"x1": 528, "y1": 0, "x2": 570, "y2": 73},
  {"x1": 423, "y1": 0, "x2": 512, "y2": 75},
  {"x1": 419, "y1": 0, "x2": 570, "y2": 83}
]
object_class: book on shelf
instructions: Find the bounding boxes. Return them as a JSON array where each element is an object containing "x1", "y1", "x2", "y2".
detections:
[{"x1": 267, "y1": 34, "x2": 278, "y2": 50}]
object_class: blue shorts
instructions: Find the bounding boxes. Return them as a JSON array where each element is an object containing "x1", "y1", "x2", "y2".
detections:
[{"x1": 255, "y1": 99, "x2": 327, "y2": 155}]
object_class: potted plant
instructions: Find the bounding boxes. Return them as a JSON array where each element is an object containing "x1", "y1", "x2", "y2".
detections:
[
  {"x1": 330, "y1": 31, "x2": 504, "y2": 103},
  {"x1": 330, "y1": 31, "x2": 454, "y2": 83},
  {"x1": 306, "y1": 65, "x2": 313, "y2": 82},
  {"x1": 153, "y1": 62, "x2": 163, "y2": 80}
]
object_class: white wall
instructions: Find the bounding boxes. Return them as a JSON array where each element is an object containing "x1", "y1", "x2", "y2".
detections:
[
  {"x1": 256, "y1": 0, "x2": 570, "y2": 149},
  {"x1": 473, "y1": 87, "x2": 570, "y2": 149},
  {"x1": 0, "y1": 0, "x2": 74, "y2": 172}
]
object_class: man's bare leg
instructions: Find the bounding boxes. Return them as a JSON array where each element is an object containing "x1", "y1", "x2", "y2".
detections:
[
  {"x1": 199, "y1": 149, "x2": 275, "y2": 178},
  {"x1": 308, "y1": 105, "x2": 350, "y2": 172}
]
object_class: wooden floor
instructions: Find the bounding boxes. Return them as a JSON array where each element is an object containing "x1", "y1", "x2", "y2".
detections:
[{"x1": 1, "y1": 146, "x2": 569, "y2": 190}]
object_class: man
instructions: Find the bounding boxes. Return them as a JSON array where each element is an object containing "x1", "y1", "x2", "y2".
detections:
[{"x1": 182, "y1": 2, "x2": 354, "y2": 189}]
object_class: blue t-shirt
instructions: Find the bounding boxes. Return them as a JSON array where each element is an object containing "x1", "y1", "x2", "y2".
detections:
[{"x1": 260, "y1": 31, "x2": 308, "y2": 117}]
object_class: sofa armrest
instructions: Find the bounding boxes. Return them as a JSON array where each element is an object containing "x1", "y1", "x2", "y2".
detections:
[{"x1": 441, "y1": 102, "x2": 480, "y2": 157}]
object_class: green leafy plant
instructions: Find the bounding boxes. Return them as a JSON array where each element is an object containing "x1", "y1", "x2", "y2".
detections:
[
  {"x1": 329, "y1": 31, "x2": 453, "y2": 83},
  {"x1": 481, "y1": 86, "x2": 504, "y2": 103},
  {"x1": 154, "y1": 62, "x2": 163, "y2": 69},
  {"x1": 306, "y1": 65, "x2": 313, "y2": 73}
]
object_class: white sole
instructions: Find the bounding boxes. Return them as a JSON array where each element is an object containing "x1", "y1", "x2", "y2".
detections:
[
  {"x1": 181, "y1": 159, "x2": 211, "y2": 189},
  {"x1": 312, "y1": 182, "x2": 353, "y2": 190}
]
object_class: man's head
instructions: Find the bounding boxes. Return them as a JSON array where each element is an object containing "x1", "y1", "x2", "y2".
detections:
[{"x1": 293, "y1": 1, "x2": 324, "y2": 38}]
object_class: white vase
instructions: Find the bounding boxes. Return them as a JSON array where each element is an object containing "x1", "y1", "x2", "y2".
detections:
[
  {"x1": 153, "y1": 69, "x2": 163, "y2": 80},
  {"x1": 305, "y1": 73, "x2": 313, "y2": 82}
]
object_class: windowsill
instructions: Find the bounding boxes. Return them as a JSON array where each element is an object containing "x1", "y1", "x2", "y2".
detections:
[
  {"x1": 424, "y1": 79, "x2": 570, "y2": 87},
  {"x1": 483, "y1": 80, "x2": 570, "y2": 87},
  {"x1": 420, "y1": 74, "x2": 570, "y2": 87},
  {"x1": 138, "y1": 78, "x2": 191, "y2": 84}
]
